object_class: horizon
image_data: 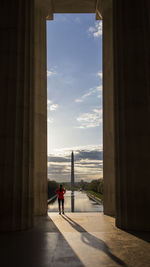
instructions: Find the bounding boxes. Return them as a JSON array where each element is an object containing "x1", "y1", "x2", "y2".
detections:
[{"x1": 47, "y1": 145, "x2": 103, "y2": 183}]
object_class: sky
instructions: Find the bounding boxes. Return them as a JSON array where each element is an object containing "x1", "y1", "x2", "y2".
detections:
[{"x1": 47, "y1": 14, "x2": 103, "y2": 182}]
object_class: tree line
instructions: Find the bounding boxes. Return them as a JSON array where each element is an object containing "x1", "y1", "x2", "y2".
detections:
[
  {"x1": 48, "y1": 180, "x2": 58, "y2": 199},
  {"x1": 79, "y1": 179, "x2": 103, "y2": 195}
]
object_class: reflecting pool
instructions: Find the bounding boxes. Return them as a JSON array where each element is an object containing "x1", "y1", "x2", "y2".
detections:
[{"x1": 48, "y1": 190, "x2": 103, "y2": 212}]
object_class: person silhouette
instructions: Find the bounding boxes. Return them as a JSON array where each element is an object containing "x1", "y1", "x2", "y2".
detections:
[{"x1": 55, "y1": 184, "x2": 66, "y2": 214}]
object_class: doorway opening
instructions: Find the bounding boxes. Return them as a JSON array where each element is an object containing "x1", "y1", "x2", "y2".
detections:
[{"x1": 46, "y1": 14, "x2": 103, "y2": 213}]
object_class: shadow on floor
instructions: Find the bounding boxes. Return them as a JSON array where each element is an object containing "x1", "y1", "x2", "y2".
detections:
[
  {"x1": 0, "y1": 216, "x2": 84, "y2": 267},
  {"x1": 62, "y1": 214, "x2": 127, "y2": 267}
]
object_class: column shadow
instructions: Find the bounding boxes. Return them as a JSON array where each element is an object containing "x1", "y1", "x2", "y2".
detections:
[
  {"x1": 0, "y1": 215, "x2": 84, "y2": 267},
  {"x1": 62, "y1": 214, "x2": 127, "y2": 267}
]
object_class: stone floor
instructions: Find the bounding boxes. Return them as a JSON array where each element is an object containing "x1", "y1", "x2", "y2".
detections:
[{"x1": 0, "y1": 213, "x2": 150, "y2": 267}]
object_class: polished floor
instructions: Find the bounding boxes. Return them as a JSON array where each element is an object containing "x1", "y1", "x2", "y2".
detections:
[{"x1": 0, "y1": 213, "x2": 150, "y2": 267}]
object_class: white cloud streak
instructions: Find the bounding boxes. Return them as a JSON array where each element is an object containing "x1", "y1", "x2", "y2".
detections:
[
  {"x1": 47, "y1": 69, "x2": 56, "y2": 77},
  {"x1": 75, "y1": 85, "x2": 102, "y2": 103},
  {"x1": 76, "y1": 108, "x2": 102, "y2": 129}
]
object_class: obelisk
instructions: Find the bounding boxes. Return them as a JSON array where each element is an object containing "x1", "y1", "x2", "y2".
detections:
[{"x1": 71, "y1": 151, "x2": 74, "y2": 187}]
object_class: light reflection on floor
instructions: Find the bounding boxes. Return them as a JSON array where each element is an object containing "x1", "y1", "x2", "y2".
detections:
[{"x1": 48, "y1": 190, "x2": 103, "y2": 212}]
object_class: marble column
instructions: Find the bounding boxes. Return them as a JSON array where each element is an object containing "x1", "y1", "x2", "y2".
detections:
[
  {"x1": 114, "y1": 0, "x2": 150, "y2": 230},
  {"x1": 0, "y1": 0, "x2": 34, "y2": 230},
  {"x1": 97, "y1": 0, "x2": 116, "y2": 217},
  {"x1": 33, "y1": 0, "x2": 53, "y2": 216}
]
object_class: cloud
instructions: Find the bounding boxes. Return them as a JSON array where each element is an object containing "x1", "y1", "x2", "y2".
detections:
[
  {"x1": 47, "y1": 101, "x2": 58, "y2": 124},
  {"x1": 88, "y1": 21, "x2": 103, "y2": 38},
  {"x1": 97, "y1": 85, "x2": 102, "y2": 98},
  {"x1": 47, "y1": 117, "x2": 54, "y2": 124},
  {"x1": 96, "y1": 85, "x2": 102, "y2": 92},
  {"x1": 47, "y1": 99, "x2": 52, "y2": 105},
  {"x1": 75, "y1": 86, "x2": 102, "y2": 103},
  {"x1": 48, "y1": 163, "x2": 69, "y2": 173},
  {"x1": 76, "y1": 108, "x2": 102, "y2": 129},
  {"x1": 47, "y1": 146, "x2": 103, "y2": 182},
  {"x1": 75, "y1": 150, "x2": 103, "y2": 161},
  {"x1": 47, "y1": 99, "x2": 59, "y2": 111},
  {"x1": 49, "y1": 104, "x2": 58, "y2": 111},
  {"x1": 47, "y1": 69, "x2": 56, "y2": 77},
  {"x1": 48, "y1": 156, "x2": 70, "y2": 163},
  {"x1": 75, "y1": 88, "x2": 95, "y2": 102},
  {"x1": 48, "y1": 148, "x2": 103, "y2": 163},
  {"x1": 75, "y1": 98, "x2": 83, "y2": 103},
  {"x1": 88, "y1": 26, "x2": 95, "y2": 33},
  {"x1": 97, "y1": 71, "x2": 103, "y2": 79}
]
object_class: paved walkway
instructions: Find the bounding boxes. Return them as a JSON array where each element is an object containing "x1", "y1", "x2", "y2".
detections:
[
  {"x1": 0, "y1": 213, "x2": 150, "y2": 267},
  {"x1": 49, "y1": 212, "x2": 150, "y2": 267}
]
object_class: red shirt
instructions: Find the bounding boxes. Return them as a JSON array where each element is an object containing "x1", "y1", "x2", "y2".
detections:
[{"x1": 56, "y1": 188, "x2": 66, "y2": 199}]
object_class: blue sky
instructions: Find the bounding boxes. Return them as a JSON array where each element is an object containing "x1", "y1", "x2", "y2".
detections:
[{"x1": 47, "y1": 14, "x2": 103, "y2": 182}]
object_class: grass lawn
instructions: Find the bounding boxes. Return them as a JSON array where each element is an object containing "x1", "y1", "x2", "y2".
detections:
[{"x1": 87, "y1": 190, "x2": 103, "y2": 201}]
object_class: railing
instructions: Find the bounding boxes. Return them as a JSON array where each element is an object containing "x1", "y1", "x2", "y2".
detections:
[{"x1": 86, "y1": 192, "x2": 103, "y2": 205}]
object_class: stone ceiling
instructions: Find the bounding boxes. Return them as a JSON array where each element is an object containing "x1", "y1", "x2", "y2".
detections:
[{"x1": 51, "y1": 0, "x2": 97, "y2": 13}]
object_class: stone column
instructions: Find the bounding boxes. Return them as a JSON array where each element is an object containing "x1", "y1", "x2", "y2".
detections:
[
  {"x1": 114, "y1": 0, "x2": 150, "y2": 230},
  {"x1": 0, "y1": 0, "x2": 34, "y2": 230},
  {"x1": 96, "y1": 0, "x2": 116, "y2": 217},
  {"x1": 33, "y1": 0, "x2": 53, "y2": 215}
]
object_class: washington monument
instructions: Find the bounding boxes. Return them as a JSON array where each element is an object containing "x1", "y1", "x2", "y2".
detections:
[{"x1": 71, "y1": 151, "x2": 74, "y2": 187}]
